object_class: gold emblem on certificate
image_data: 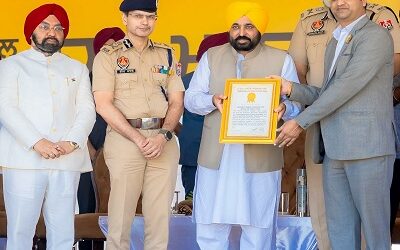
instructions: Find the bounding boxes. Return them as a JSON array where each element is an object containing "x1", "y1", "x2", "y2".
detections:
[{"x1": 219, "y1": 78, "x2": 281, "y2": 144}]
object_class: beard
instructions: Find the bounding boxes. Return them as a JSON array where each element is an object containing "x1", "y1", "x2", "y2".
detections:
[
  {"x1": 229, "y1": 32, "x2": 261, "y2": 52},
  {"x1": 32, "y1": 34, "x2": 64, "y2": 55}
]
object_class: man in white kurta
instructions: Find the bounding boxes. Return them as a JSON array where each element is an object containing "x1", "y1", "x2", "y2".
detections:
[
  {"x1": 184, "y1": 1, "x2": 301, "y2": 249},
  {"x1": 0, "y1": 4, "x2": 95, "y2": 250}
]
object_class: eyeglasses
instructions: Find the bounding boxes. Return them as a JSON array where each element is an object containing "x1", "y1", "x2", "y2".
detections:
[
  {"x1": 128, "y1": 13, "x2": 157, "y2": 21},
  {"x1": 38, "y1": 23, "x2": 65, "y2": 33},
  {"x1": 231, "y1": 24, "x2": 256, "y2": 31}
]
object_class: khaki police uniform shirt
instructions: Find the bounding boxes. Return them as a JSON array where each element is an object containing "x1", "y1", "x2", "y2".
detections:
[
  {"x1": 289, "y1": 4, "x2": 400, "y2": 87},
  {"x1": 92, "y1": 37, "x2": 184, "y2": 119}
]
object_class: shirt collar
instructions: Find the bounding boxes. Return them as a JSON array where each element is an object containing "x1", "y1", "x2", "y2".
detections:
[
  {"x1": 122, "y1": 37, "x2": 154, "y2": 52},
  {"x1": 332, "y1": 14, "x2": 366, "y2": 40},
  {"x1": 27, "y1": 47, "x2": 62, "y2": 61}
]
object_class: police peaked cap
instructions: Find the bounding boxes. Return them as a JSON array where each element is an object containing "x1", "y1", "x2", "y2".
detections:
[{"x1": 119, "y1": 0, "x2": 158, "y2": 12}]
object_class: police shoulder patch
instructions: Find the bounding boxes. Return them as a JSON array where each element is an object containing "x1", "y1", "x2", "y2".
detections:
[
  {"x1": 101, "y1": 41, "x2": 123, "y2": 55},
  {"x1": 300, "y1": 6, "x2": 329, "y2": 20}
]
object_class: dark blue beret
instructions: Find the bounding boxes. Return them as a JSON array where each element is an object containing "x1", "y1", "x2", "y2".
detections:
[{"x1": 119, "y1": 0, "x2": 158, "y2": 12}]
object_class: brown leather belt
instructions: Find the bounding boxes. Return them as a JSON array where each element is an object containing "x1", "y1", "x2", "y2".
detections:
[{"x1": 127, "y1": 118, "x2": 164, "y2": 129}]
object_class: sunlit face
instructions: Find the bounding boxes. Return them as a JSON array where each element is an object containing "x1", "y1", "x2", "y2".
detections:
[
  {"x1": 330, "y1": 0, "x2": 367, "y2": 25},
  {"x1": 122, "y1": 10, "x2": 157, "y2": 38},
  {"x1": 31, "y1": 15, "x2": 65, "y2": 55},
  {"x1": 229, "y1": 16, "x2": 261, "y2": 52}
]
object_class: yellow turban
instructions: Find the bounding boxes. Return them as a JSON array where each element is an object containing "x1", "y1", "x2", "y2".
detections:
[{"x1": 226, "y1": 1, "x2": 269, "y2": 33}]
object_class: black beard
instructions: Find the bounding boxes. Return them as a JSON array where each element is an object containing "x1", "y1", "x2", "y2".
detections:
[
  {"x1": 229, "y1": 32, "x2": 261, "y2": 52},
  {"x1": 32, "y1": 34, "x2": 63, "y2": 55}
]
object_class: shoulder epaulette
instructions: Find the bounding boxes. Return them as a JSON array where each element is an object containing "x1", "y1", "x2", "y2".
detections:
[
  {"x1": 152, "y1": 41, "x2": 174, "y2": 50},
  {"x1": 100, "y1": 41, "x2": 124, "y2": 55},
  {"x1": 300, "y1": 6, "x2": 329, "y2": 20},
  {"x1": 366, "y1": 3, "x2": 386, "y2": 14}
]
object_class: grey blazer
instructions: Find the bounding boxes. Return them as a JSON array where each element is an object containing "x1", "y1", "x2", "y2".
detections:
[{"x1": 290, "y1": 16, "x2": 396, "y2": 162}]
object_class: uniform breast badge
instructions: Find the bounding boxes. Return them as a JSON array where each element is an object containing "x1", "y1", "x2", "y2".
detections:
[
  {"x1": 116, "y1": 56, "x2": 135, "y2": 74},
  {"x1": 307, "y1": 20, "x2": 325, "y2": 36},
  {"x1": 379, "y1": 19, "x2": 394, "y2": 31}
]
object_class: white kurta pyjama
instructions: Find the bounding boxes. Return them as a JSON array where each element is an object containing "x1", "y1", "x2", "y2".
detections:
[
  {"x1": 0, "y1": 48, "x2": 95, "y2": 250},
  {"x1": 185, "y1": 51, "x2": 301, "y2": 228}
]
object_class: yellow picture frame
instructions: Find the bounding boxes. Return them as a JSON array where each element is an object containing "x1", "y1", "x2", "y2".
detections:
[{"x1": 219, "y1": 78, "x2": 281, "y2": 144}]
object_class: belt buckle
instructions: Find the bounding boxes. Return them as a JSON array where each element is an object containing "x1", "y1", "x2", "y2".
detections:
[{"x1": 141, "y1": 118, "x2": 159, "y2": 129}]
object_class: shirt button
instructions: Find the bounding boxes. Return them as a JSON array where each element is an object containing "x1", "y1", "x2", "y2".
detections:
[
  {"x1": 52, "y1": 128, "x2": 57, "y2": 132},
  {"x1": 52, "y1": 91, "x2": 57, "y2": 95}
]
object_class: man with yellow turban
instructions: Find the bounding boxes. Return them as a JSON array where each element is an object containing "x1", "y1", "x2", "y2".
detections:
[{"x1": 185, "y1": 1, "x2": 302, "y2": 249}]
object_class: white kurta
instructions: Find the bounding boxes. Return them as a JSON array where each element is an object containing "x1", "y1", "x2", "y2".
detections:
[
  {"x1": 185, "y1": 51, "x2": 300, "y2": 228},
  {"x1": 0, "y1": 48, "x2": 95, "y2": 172}
]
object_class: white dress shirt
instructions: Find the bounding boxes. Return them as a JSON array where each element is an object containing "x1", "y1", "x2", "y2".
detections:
[{"x1": 329, "y1": 14, "x2": 367, "y2": 77}]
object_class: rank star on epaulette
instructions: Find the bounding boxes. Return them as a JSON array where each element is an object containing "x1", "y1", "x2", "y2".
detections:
[{"x1": 379, "y1": 19, "x2": 394, "y2": 31}]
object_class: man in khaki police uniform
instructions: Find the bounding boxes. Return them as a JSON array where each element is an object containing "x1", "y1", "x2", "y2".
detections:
[
  {"x1": 92, "y1": 0, "x2": 184, "y2": 249},
  {"x1": 288, "y1": 0, "x2": 400, "y2": 249}
]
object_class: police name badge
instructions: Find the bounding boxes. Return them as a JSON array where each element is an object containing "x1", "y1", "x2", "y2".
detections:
[{"x1": 219, "y1": 78, "x2": 281, "y2": 144}]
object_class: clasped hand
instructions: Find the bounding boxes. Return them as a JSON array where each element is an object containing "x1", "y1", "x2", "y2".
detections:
[
  {"x1": 136, "y1": 134, "x2": 167, "y2": 160},
  {"x1": 33, "y1": 139, "x2": 76, "y2": 159}
]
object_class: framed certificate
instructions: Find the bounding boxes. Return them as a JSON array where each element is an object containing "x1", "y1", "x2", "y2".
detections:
[{"x1": 219, "y1": 78, "x2": 281, "y2": 144}]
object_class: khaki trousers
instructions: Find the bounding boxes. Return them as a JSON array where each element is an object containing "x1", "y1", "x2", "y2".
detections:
[
  {"x1": 305, "y1": 128, "x2": 331, "y2": 250},
  {"x1": 104, "y1": 128, "x2": 179, "y2": 250}
]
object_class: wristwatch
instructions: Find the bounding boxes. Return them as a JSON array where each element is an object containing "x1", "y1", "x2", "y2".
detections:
[
  {"x1": 69, "y1": 141, "x2": 79, "y2": 150},
  {"x1": 158, "y1": 129, "x2": 173, "y2": 141}
]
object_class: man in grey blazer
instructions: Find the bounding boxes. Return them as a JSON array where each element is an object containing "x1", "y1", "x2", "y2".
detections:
[{"x1": 273, "y1": 0, "x2": 396, "y2": 249}]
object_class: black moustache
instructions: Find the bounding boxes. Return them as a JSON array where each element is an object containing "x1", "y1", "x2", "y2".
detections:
[
  {"x1": 235, "y1": 36, "x2": 251, "y2": 42},
  {"x1": 44, "y1": 37, "x2": 58, "y2": 42}
]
